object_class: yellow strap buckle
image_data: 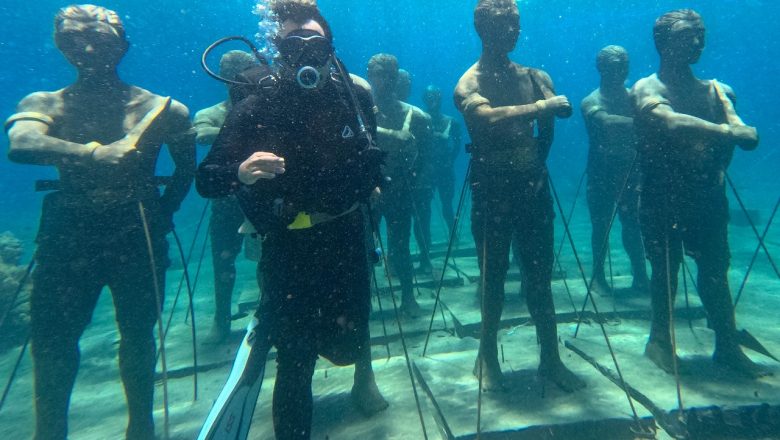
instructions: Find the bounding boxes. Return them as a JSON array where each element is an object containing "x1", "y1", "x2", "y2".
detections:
[{"x1": 287, "y1": 212, "x2": 313, "y2": 230}]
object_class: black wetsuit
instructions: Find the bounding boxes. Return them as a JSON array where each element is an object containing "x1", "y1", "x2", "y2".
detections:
[{"x1": 196, "y1": 69, "x2": 381, "y2": 440}]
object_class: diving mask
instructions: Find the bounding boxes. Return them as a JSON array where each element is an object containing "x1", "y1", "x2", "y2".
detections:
[{"x1": 277, "y1": 29, "x2": 334, "y2": 89}]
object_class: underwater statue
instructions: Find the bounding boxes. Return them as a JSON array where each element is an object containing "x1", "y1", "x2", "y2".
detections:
[
  {"x1": 0, "y1": 231, "x2": 30, "y2": 351},
  {"x1": 196, "y1": 1, "x2": 387, "y2": 438},
  {"x1": 632, "y1": 9, "x2": 765, "y2": 378},
  {"x1": 423, "y1": 84, "x2": 461, "y2": 239},
  {"x1": 194, "y1": 50, "x2": 261, "y2": 343},
  {"x1": 582, "y1": 45, "x2": 649, "y2": 296},
  {"x1": 4, "y1": 4, "x2": 195, "y2": 439},
  {"x1": 368, "y1": 53, "x2": 433, "y2": 318},
  {"x1": 453, "y1": 0, "x2": 585, "y2": 393}
]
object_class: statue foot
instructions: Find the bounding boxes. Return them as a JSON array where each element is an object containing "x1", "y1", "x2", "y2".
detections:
[
  {"x1": 473, "y1": 356, "x2": 507, "y2": 392},
  {"x1": 351, "y1": 379, "x2": 389, "y2": 416},
  {"x1": 591, "y1": 278, "x2": 613, "y2": 297},
  {"x1": 713, "y1": 347, "x2": 771, "y2": 379},
  {"x1": 400, "y1": 299, "x2": 422, "y2": 319},
  {"x1": 539, "y1": 360, "x2": 586, "y2": 392},
  {"x1": 630, "y1": 276, "x2": 650, "y2": 294},
  {"x1": 644, "y1": 340, "x2": 678, "y2": 374},
  {"x1": 203, "y1": 320, "x2": 231, "y2": 345}
]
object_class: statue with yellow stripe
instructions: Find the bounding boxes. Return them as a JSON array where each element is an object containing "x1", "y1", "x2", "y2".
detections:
[{"x1": 5, "y1": 5, "x2": 195, "y2": 440}]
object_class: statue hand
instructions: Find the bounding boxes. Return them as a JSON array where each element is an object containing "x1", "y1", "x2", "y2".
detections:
[
  {"x1": 91, "y1": 139, "x2": 138, "y2": 165},
  {"x1": 536, "y1": 95, "x2": 570, "y2": 117},
  {"x1": 729, "y1": 124, "x2": 759, "y2": 150},
  {"x1": 394, "y1": 128, "x2": 416, "y2": 143},
  {"x1": 550, "y1": 95, "x2": 572, "y2": 118}
]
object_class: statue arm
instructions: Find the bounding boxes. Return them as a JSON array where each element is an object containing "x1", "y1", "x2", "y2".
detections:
[
  {"x1": 158, "y1": 101, "x2": 196, "y2": 216},
  {"x1": 6, "y1": 93, "x2": 96, "y2": 165},
  {"x1": 463, "y1": 92, "x2": 543, "y2": 126},
  {"x1": 635, "y1": 81, "x2": 732, "y2": 143},
  {"x1": 712, "y1": 81, "x2": 759, "y2": 150},
  {"x1": 194, "y1": 126, "x2": 221, "y2": 146},
  {"x1": 193, "y1": 107, "x2": 225, "y2": 145},
  {"x1": 589, "y1": 108, "x2": 633, "y2": 130},
  {"x1": 449, "y1": 120, "x2": 462, "y2": 163}
]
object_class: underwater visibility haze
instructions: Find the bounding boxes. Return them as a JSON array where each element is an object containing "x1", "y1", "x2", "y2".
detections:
[{"x1": 0, "y1": 0, "x2": 778, "y2": 439}]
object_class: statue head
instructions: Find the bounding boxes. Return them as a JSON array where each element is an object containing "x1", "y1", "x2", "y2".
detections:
[
  {"x1": 422, "y1": 85, "x2": 442, "y2": 113},
  {"x1": 396, "y1": 69, "x2": 411, "y2": 102},
  {"x1": 367, "y1": 53, "x2": 399, "y2": 99},
  {"x1": 54, "y1": 4, "x2": 128, "y2": 72},
  {"x1": 474, "y1": 0, "x2": 520, "y2": 55},
  {"x1": 653, "y1": 9, "x2": 705, "y2": 64},
  {"x1": 596, "y1": 45, "x2": 629, "y2": 86}
]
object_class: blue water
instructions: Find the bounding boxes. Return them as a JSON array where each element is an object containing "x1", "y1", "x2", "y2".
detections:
[
  {"x1": 0, "y1": 1, "x2": 778, "y2": 438},
  {"x1": 1, "y1": 1, "x2": 777, "y2": 245}
]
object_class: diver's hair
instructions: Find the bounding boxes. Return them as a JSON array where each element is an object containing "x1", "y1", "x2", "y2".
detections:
[
  {"x1": 596, "y1": 45, "x2": 628, "y2": 73},
  {"x1": 270, "y1": 0, "x2": 333, "y2": 41},
  {"x1": 219, "y1": 50, "x2": 258, "y2": 81},
  {"x1": 54, "y1": 4, "x2": 126, "y2": 40},
  {"x1": 653, "y1": 9, "x2": 703, "y2": 54},
  {"x1": 367, "y1": 53, "x2": 399, "y2": 81},
  {"x1": 474, "y1": 0, "x2": 519, "y2": 39}
]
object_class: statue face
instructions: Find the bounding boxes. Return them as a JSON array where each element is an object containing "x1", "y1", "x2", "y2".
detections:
[
  {"x1": 423, "y1": 90, "x2": 441, "y2": 112},
  {"x1": 56, "y1": 26, "x2": 127, "y2": 71},
  {"x1": 480, "y1": 12, "x2": 520, "y2": 54},
  {"x1": 665, "y1": 21, "x2": 706, "y2": 64},
  {"x1": 601, "y1": 60, "x2": 629, "y2": 86},
  {"x1": 367, "y1": 67, "x2": 397, "y2": 99}
]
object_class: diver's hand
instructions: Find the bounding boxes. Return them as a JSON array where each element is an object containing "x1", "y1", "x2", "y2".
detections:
[
  {"x1": 90, "y1": 139, "x2": 138, "y2": 165},
  {"x1": 728, "y1": 124, "x2": 759, "y2": 150},
  {"x1": 536, "y1": 95, "x2": 572, "y2": 118},
  {"x1": 238, "y1": 151, "x2": 286, "y2": 185}
]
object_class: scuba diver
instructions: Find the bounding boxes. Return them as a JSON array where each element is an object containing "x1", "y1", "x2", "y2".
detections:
[
  {"x1": 193, "y1": 50, "x2": 261, "y2": 343},
  {"x1": 196, "y1": 1, "x2": 387, "y2": 438},
  {"x1": 454, "y1": 0, "x2": 586, "y2": 393},
  {"x1": 632, "y1": 9, "x2": 766, "y2": 378},
  {"x1": 5, "y1": 5, "x2": 195, "y2": 440},
  {"x1": 368, "y1": 53, "x2": 433, "y2": 317},
  {"x1": 581, "y1": 45, "x2": 649, "y2": 296}
]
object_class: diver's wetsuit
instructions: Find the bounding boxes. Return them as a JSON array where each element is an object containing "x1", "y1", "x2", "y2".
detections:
[
  {"x1": 581, "y1": 88, "x2": 647, "y2": 289},
  {"x1": 632, "y1": 74, "x2": 740, "y2": 351},
  {"x1": 196, "y1": 68, "x2": 382, "y2": 440},
  {"x1": 5, "y1": 87, "x2": 193, "y2": 440}
]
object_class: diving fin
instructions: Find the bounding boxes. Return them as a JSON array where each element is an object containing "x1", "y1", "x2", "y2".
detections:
[
  {"x1": 738, "y1": 329, "x2": 779, "y2": 362},
  {"x1": 197, "y1": 317, "x2": 272, "y2": 440}
]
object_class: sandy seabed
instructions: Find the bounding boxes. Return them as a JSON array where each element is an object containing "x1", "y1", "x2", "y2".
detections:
[{"x1": 1, "y1": 193, "x2": 778, "y2": 440}]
